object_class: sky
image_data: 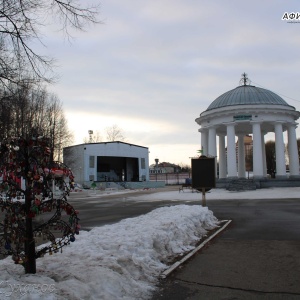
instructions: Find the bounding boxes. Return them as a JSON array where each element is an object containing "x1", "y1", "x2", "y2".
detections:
[
  {"x1": 34, "y1": 0, "x2": 300, "y2": 165},
  {"x1": 1, "y1": 186, "x2": 298, "y2": 299}
]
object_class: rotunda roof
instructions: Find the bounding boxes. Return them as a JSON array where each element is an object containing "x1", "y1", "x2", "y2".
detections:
[{"x1": 206, "y1": 85, "x2": 293, "y2": 111}]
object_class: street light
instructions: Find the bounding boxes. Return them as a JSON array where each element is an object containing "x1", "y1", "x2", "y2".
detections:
[{"x1": 88, "y1": 130, "x2": 93, "y2": 143}]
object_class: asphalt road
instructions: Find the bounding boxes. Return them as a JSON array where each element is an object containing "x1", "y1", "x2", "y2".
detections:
[
  {"x1": 67, "y1": 187, "x2": 300, "y2": 240},
  {"x1": 150, "y1": 188, "x2": 300, "y2": 300},
  {"x1": 67, "y1": 186, "x2": 197, "y2": 229}
]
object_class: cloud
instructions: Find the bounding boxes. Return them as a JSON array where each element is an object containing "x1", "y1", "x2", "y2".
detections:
[{"x1": 37, "y1": 0, "x2": 300, "y2": 165}]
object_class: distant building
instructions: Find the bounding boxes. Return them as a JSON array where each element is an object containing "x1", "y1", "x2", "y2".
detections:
[
  {"x1": 63, "y1": 142, "x2": 149, "y2": 185},
  {"x1": 149, "y1": 162, "x2": 181, "y2": 174}
]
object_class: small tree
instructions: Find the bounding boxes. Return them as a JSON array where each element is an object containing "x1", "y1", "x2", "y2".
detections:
[
  {"x1": 297, "y1": 138, "x2": 300, "y2": 161},
  {"x1": 245, "y1": 147, "x2": 253, "y2": 175},
  {"x1": 265, "y1": 140, "x2": 276, "y2": 177},
  {"x1": 0, "y1": 133, "x2": 79, "y2": 274},
  {"x1": 105, "y1": 124, "x2": 126, "y2": 142},
  {"x1": 178, "y1": 163, "x2": 191, "y2": 173}
]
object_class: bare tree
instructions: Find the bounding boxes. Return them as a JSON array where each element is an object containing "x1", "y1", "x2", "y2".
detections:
[
  {"x1": 0, "y1": 84, "x2": 73, "y2": 160},
  {"x1": 41, "y1": 93, "x2": 74, "y2": 161},
  {"x1": 105, "y1": 124, "x2": 126, "y2": 142},
  {"x1": 265, "y1": 140, "x2": 276, "y2": 177},
  {"x1": 178, "y1": 163, "x2": 191, "y2": 172},
  {"x1": 54, "y1": 114, "x2": 74, "y2": 161},
  {"x1": 0, "y1": 0, "x2": 99, "y2": 85}
]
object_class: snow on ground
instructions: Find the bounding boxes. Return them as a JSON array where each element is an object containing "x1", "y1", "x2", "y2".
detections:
[
  {"x1": 0, "y1": 205, "x2": 218, "y2": 300},
  {"x1": 84, "y1": 186, "x2": 300, "y2": 201},
  {"x1": 1, "y1": 186, "x2": 299, "y2": 299},
  {"x1": 133, "y1": 186, "x2": 300, "y2": 201}
]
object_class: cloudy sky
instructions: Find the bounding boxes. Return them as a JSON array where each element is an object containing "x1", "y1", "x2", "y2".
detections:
[{"x1": 36, "y1": 0, "x2": 300, "y2": 165}]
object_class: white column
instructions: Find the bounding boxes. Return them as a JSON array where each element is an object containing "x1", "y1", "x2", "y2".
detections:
[
  {"x1": 261, "y1": 133, "x2": 267, "y2": 177},
  {"x1": 200, "y1": 129, "x2": 208, "y2": 156},
  {"x1": 226, "y1": 123, "x2": 237, "y2": 178},
  {"x1": 208, "y1": 127, "x2": 217, "y2": 157},
  {"x1": 252, "y1": 122, "x2": 264, "y2": 178},
  {"x1": 237, "y1": 134, "x2": 246, "y2": 178},
  {"x1": 274, "y1": 122, "x2": 287, "y2": 177},
  {"x1": 218, "y1": 134, "x2": 227, "y2": 178},
  {"x1": 208, "y1": 126, "x2": 217, "y2": 177},
  {"x1": 287, "y1": 123, "x2": 300, "y2": 177}
]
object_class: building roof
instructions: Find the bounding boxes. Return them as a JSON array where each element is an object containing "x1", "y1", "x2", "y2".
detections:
[
  {"x1": 206, "y1": 85, "x2": 293, "y2": 111},
  {"x1": 64, "y1": 141, "x2": 148, "y2": 150}
]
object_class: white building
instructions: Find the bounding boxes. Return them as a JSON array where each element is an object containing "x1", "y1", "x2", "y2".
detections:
[
  {"x1": 63, "y1": 142, "x2": 149, "y2": 185},
  {"x1": 195, "y1": 74, "x2": 300, "y2": 180}
]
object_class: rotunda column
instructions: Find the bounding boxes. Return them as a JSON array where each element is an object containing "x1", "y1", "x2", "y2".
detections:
[
  {"x1": 199, "y1": 128, "x2": 208, "y2": 156},
  {"x1": 218, "y1": 134, "x2": 227, "y2": 178},
  {"x1": 251, "y1": 122, "x2": 264, "y2": 178},
  {"x1": 274, "y1": 122, "x2": 287, "y2": 178},
  {"x1": 208, "y1": 127, "x2": 217, "y2": 157},
  {"x1": 287, "y1": 123, "x2": 300, "y2": 177},
  {"x1": 226, "y1": 123, "x2": 237, "y2": 178},
  {"x1": 208, "y1": 126, "x2": 217, "y2": 177},
  {"x1": 237, "y1": 134, "x2": 246, "y2": 178}
]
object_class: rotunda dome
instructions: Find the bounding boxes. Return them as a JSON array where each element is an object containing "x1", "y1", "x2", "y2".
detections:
[{"x1": 206, "y1": 85, "x2": 293, "y2": 111}]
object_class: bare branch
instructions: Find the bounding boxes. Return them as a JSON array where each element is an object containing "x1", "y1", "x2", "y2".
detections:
[{"x1": 0, "y1": 0, "x2": 100, "y2": 85}]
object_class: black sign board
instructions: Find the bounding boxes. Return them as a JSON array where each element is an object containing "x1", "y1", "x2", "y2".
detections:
[{"x1": 191, "y1": 157, "x2": 216, "y2": 189}]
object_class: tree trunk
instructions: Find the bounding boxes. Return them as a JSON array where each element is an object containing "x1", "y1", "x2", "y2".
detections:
[{"x1": 24, "y1": 188, "x2": 36, "y2": 274}]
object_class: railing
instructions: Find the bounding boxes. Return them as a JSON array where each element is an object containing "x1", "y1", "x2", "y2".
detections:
[{"x1": 149, "y1": 172, "x2": 191, "y2": 185}]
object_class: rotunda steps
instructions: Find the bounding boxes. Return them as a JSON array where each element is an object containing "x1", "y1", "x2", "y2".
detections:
[{"x1": 226, "y1": 178, "x2": 257, "y2": 191}]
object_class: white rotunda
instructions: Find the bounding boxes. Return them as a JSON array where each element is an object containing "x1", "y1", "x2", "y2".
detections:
[{"x1": 195, "y1": 74, "x2": 300, "y2": 180}]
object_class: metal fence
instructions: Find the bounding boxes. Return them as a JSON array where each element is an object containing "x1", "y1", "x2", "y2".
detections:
[{"x1": 149, "y1": 172, "x2": 191, "y2": 185}]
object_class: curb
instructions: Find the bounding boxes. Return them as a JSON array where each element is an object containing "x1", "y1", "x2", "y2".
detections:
[{"x1": 160, "y1": 219, "x2": 232, "y2": 278}]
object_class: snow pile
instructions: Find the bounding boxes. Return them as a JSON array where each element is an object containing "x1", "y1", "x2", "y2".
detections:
[{"x1": 0, "y1": 205, "x2": 219, "y2": 300}]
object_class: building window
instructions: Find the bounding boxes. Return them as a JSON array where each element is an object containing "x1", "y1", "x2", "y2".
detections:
[
  {"x1": 141, "y1": 158, "x2": 145, "y2": 169},
  {"x1": 89, "y1": 156, "x2": 95, "y2": 168}
]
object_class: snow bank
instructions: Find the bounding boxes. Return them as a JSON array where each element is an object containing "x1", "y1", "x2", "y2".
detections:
[{"x1": 0, "y1": 205, "x2": 219, "y2": 300}]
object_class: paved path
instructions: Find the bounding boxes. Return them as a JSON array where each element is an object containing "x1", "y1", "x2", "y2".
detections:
[
  {"x1": 152, "y1": 198, "x2": 300, "y2": 300},
  {"x1": 67, "y1": 186, "x2": 190, "y2": 229}
]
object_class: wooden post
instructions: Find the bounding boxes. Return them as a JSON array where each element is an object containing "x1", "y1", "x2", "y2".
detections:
[{"x1": 202, "y1": 188, "x2": 207, "y2": 207}]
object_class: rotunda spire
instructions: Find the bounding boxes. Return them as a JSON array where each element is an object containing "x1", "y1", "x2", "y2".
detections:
[{"x1": 239, "y1": 72, "x2": 251, "y2": 86}]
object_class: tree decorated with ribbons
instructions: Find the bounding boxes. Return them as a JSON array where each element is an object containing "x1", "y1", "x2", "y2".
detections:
[{"x1": 0, "y1": 134, "x2": 80, "y2": 274}]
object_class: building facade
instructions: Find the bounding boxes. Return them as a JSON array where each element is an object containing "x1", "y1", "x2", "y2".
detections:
[{"x1": 63, "y1": 142, "x2": 149, "y2": 185}]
